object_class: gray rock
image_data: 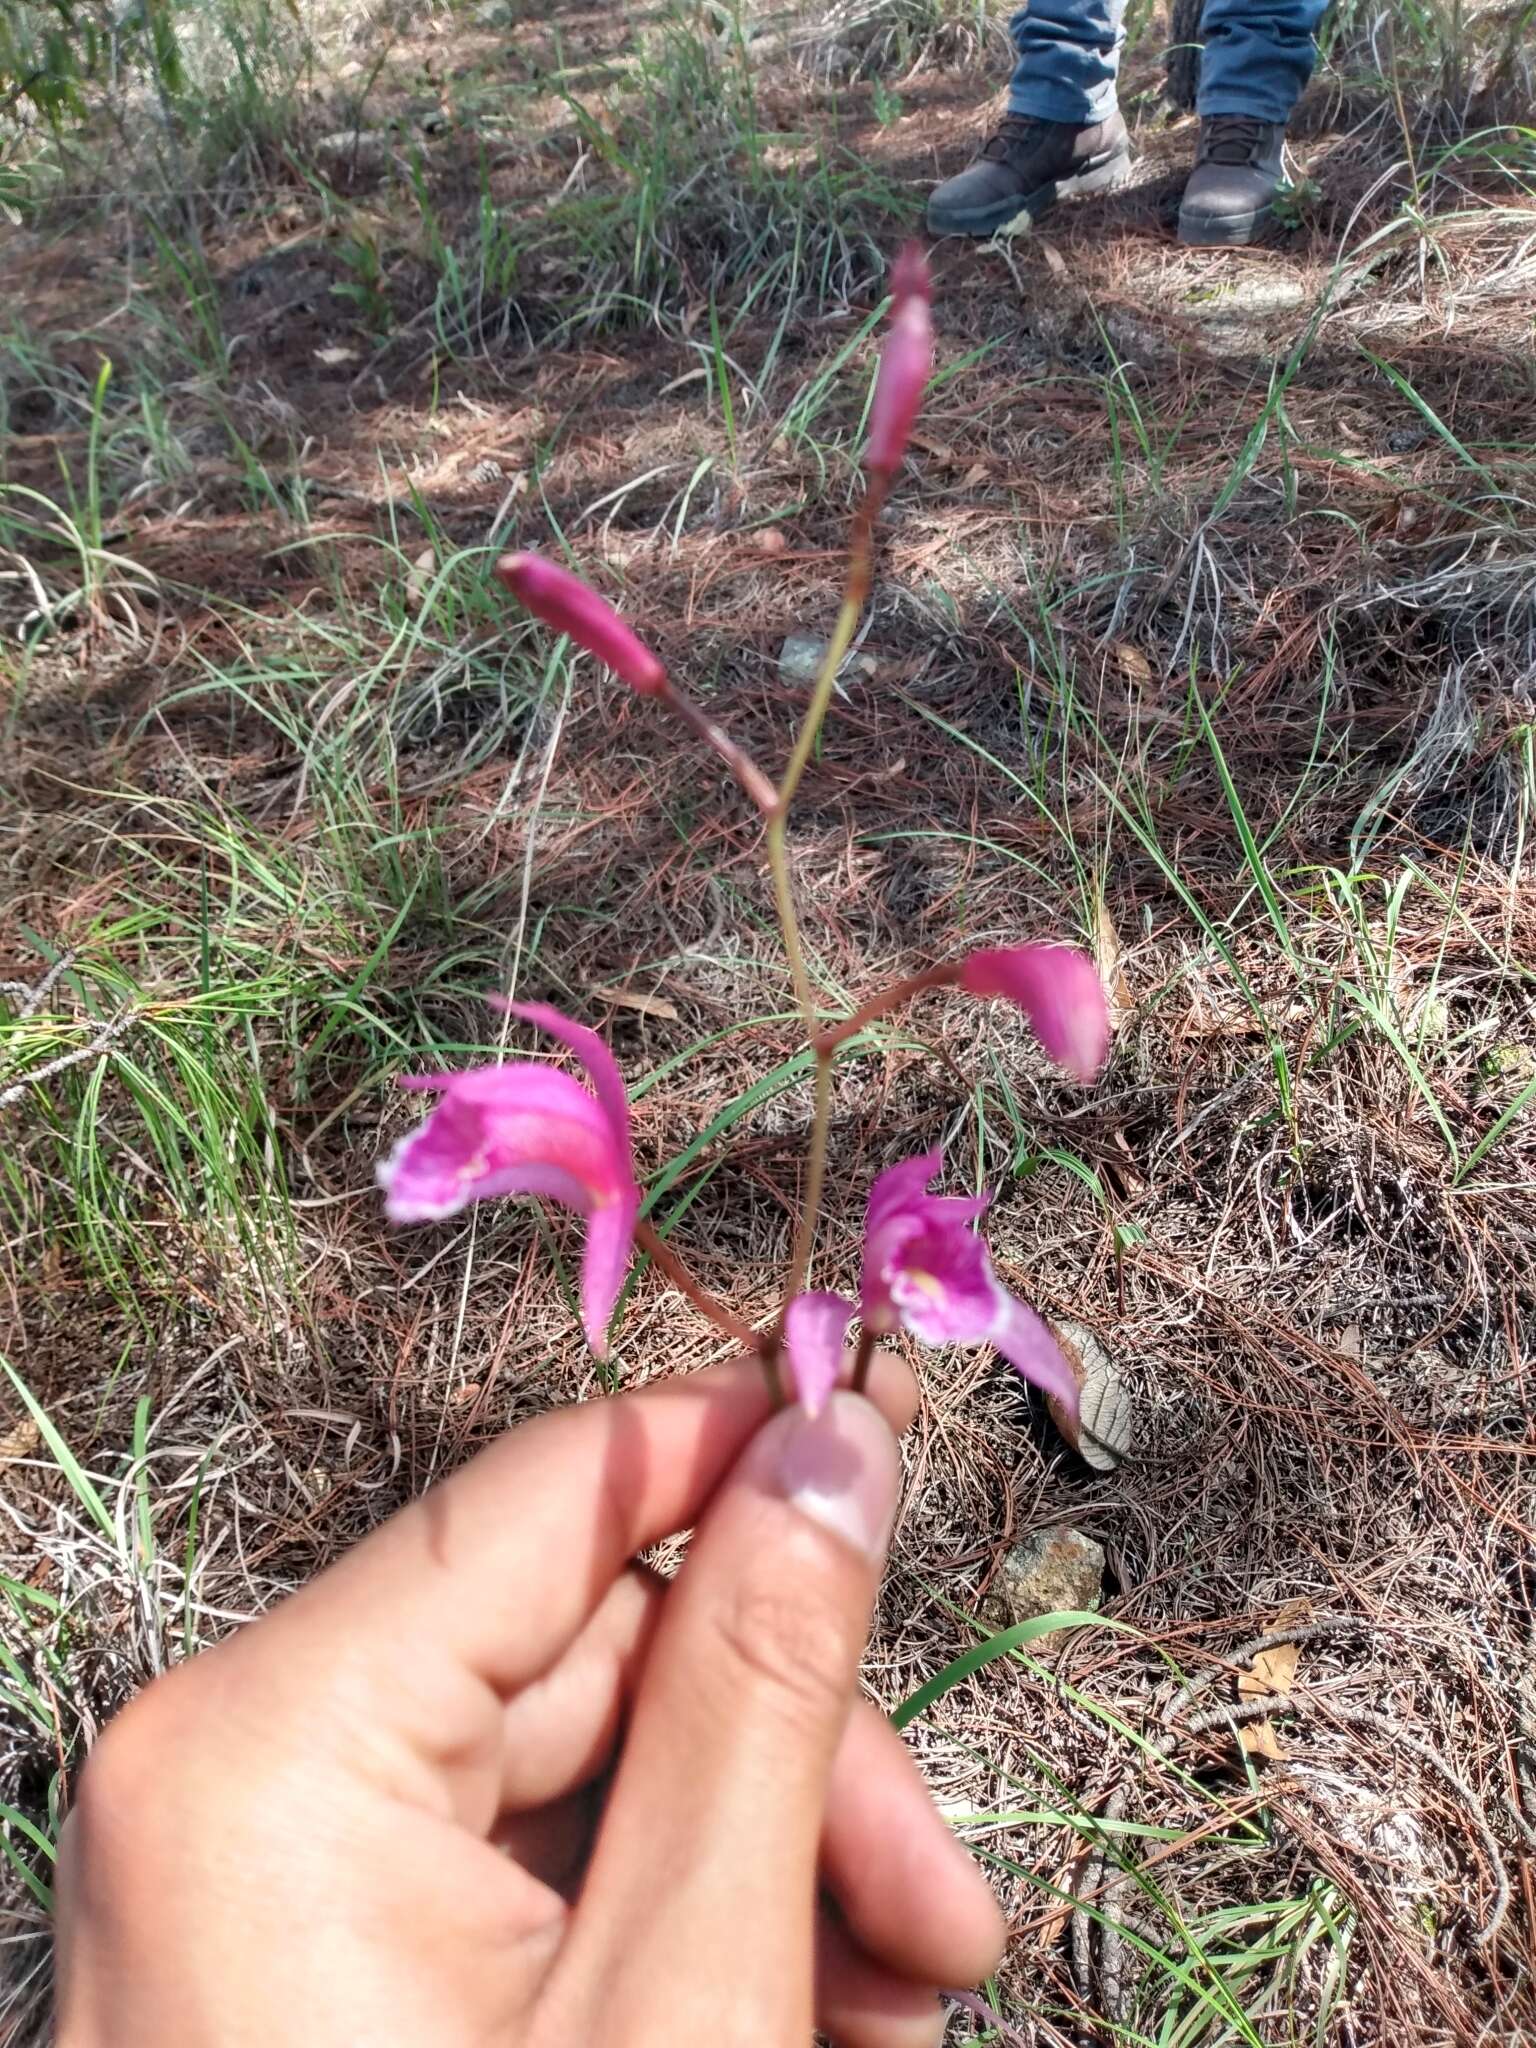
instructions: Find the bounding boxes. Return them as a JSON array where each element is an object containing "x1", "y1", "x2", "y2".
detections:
[
  {"x1": 776, "y1": 631, "x2": 876, "y2": 690},
  {"x1": 313, "y1": 130, "x2": 391, "y2": 173},
  {"x1": 981, "y1": 1525, "x2": 1105, "y2": 1630},
  {"x1": 777, "y1": 631, "x2": 829, "y2": 686}
]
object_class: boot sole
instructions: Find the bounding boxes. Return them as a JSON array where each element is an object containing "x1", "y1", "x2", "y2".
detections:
[
  {"x1": 927, "y1": 148, "x2": 1134, "y2": 239},
  {"x1": 1177, "y1": 201, "x2": 1272, "y2": 248}
]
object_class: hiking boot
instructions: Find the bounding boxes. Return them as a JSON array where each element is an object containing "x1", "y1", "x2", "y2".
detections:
[
  {"x1": 927, "y1": 111, "x2": 1133, "y2": 238},
  {"x1": 1177, "y1": 116, "x2": 1287, "y2": 246}
]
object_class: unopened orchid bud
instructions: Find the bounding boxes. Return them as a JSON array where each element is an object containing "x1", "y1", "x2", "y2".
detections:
[
  {"x1": 495, "y1": 552, "x2": 667, "y2": 696},
  {"x1": 961, "y1": 944, "x2": 1110, "y2": 1084},
  {"x1": 865, "y1": 243, "x2": 933, "y2": 479}
]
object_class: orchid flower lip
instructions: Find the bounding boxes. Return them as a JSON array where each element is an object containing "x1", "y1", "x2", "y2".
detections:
[
  {"x1": 857, "y1": 1145, "x2": 1081, "y2": 1430},
  {"x1": 378, "y1": 1003, "x2": 640, "y2": 1358}
]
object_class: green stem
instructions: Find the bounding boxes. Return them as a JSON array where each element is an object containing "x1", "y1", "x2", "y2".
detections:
[
  {"x1": 777, "y1": 592, "x2": 863, "y2": 817},
  {"x1": 763, "y1": 590, "x2": 863, "y2": 1027},
  {"x1": 850, "y1": 1324, "x2": 878, "y2": 1396},
  {"x1": 768, "y1": 489, "x2": 883, "y2": 1323},
  {"x1": 783, "y1": 1049, "x2": 833, "y2": 1307},
  {"x1": 766, "y1": 807, "x2": 815, "y2": 1028}
]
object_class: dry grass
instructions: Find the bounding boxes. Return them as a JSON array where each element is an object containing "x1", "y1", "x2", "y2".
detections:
[{"x1": 2, "y1": 0, "x2": 1535, "y2": 2039}]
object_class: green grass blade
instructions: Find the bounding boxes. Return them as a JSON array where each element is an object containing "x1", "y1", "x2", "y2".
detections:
[
  {"x1": 894, "y1": 1612, "x2": 1137, "y2": 1730},
  {"x1": 0, "y1": 1356, "x2": 116, "y2": 1544}
]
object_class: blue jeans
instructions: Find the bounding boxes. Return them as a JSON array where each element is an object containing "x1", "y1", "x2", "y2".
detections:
[{"x1": 1007, "y1": 0, "x2": 1327, "y2": 125}]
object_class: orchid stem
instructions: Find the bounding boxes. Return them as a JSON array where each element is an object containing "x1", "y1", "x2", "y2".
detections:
[
  {"x1": 850, "y1": 1324, "x2": 878, "y2": 1396},
  {"x1": 781, "y1": 965, "x2": 961, "y2": 1304},
  {"x1": 633, "y1": 1218, "x2": 759, "y2": 1348},
  {"x1": 783, "y1": 1049, "x2": 833, "y2": 1306},
  {"x1": 768, "y1": 491, "x2": 883, "y2": 1322},
  {"x1": 763, "y1": 590, "x2": 862, "y2": 1026},
  {"x1": 661, "y1": 681, "x2": 778, "y2": 818},
  {"x1": 813, "y1": 961, "x2": 963, "y2": 1057}
]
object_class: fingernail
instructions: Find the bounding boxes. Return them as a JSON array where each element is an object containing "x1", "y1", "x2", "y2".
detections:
[{"x1": 756, "y1": 1391, "x2": 900, "y2": 1562}]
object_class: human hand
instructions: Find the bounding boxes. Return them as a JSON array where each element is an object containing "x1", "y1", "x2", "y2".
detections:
[{"x1": 54, "y1": 1354, "x2": 1004, "y2": 2046}]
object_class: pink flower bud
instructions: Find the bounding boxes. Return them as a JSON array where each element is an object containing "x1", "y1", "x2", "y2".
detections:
[
  {"x1": 865, "y1": 242, "x2": 933, "y2": 479},
  {"x1": 961, "y1": 944, "x2": 1110, "y2": 1083},
  {"x1": 784, "y1": 1291, "x2": 854, "y2": 1417},
  {"x1": 494, "y1": 552, "x2": 667, "y2": 696}
]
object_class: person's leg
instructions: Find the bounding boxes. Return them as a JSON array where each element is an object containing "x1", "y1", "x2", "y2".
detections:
[
  {"x1": 1177, "y1": 0, "x2": 1328, "y2": 243},
  {"x1": 1195, "y1": 0, "x2": 1327, "y2": 118},
  {"x1": 1006, "y1": 0, "x2": 1124, "y2": 126},
  {"x1": 926, "y1": 0, "x2": 1132, "y2": 237}
]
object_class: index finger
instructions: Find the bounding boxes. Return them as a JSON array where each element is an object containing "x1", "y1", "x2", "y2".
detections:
[{"x1": 263, "y1": 1349, "x2": 917, "y2": 1702}]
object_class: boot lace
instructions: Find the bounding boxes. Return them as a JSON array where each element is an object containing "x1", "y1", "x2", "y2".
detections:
[
  {"x1": 1199, "y1": 114, "x2": 1271, "y2": 164},
  {"x1": 981, "y1": 113, "x2": 1047, "y2": 164}
]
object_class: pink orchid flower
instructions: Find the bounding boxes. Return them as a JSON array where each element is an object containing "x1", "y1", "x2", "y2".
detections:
[
  {"x1": 865, "y1": 242, "x2": 933, "y2": 480},
  {"x1": 859, "y1": 1148, "x2": 1080, "y2": 1426},
  {"x1": 495, "y1": 552, "x2": 668, "y2": 697},
  {"x1": 784, "y1": 1291, "x2": 855, "y2": 1418},
  {"x1": 961, "y1": 944, "x2": 1110, "y2": 1084},
  {"x1": 377, "y1": 1001, "x2": 639, "y2": 1357}
]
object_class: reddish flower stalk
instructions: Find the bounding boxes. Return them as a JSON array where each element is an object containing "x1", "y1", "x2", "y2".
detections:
[
  {"x1": 660, "y1": 685, "x2": 780, "y2": 818},
  {"x1": 813, "y1": 962, "x2": 964, "y2": 1056},
  {"x1": 632, "y1": 1216, "x2": 760, "y2": 1349}
]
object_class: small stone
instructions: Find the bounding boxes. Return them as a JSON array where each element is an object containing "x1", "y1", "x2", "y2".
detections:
[
  {"x1": 314, "y1": 130, "x2": 390, "y2": 169},
  {"x1": 777, "y1": 630, "x2": 830, "y2": 685},
  {"x1": 982, "y1": 1525, "x2": 1105, "y2": 1630}
]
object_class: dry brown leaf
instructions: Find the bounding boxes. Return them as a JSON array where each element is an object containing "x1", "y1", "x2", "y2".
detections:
[
  {"x1": 0, "y1": 1413, "x2": 41, "y2": 1460},
  {"x1": 1239, "y1": 1639, "x2": 1301, "y2": 1698},
  {"x1": 313, "y1": 344, "x2": 359, "y2": 367},
  {"x1": 1033, "y1": 1847, "x2": 1087, "y2": 1946},
  {"x1": 1240, "y1": 1718, "x2": 1286, "y2": 1760},
  {"x1": 1113, "y1": 640, "x2": 1153, "y2": 685},
  {"x1": 1093, "y1": 888, "x2": 1133, "y2": 1017},
  {"x1": 1037, "y1": 237, "x2": 1068, "y2": 279},
  {"x1": 1237, "y1": 1615, "x2": 1305, "y2": 1758},
  {"x1": 591, "y1": 984, "x2": 680, "y2": 1022}
]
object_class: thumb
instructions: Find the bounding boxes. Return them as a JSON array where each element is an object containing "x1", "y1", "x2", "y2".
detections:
[{"x1": 553, "y1": 1392, "x2": 900, "y2": 2044}]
